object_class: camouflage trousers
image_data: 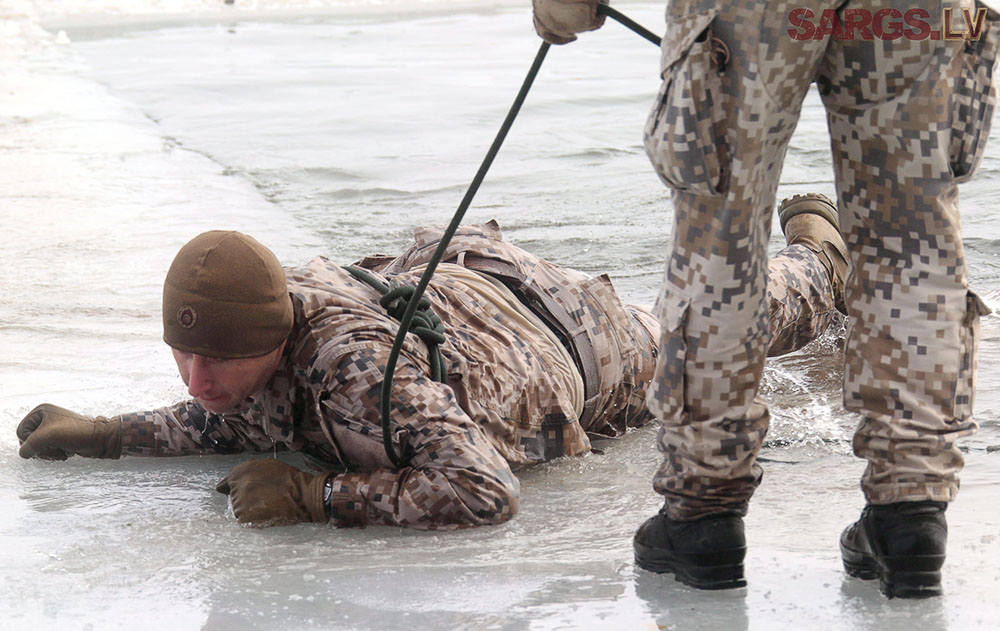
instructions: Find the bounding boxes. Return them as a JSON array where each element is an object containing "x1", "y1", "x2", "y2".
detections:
[
  {"x1": 646, "y1": 0, "x2": 998, "y2": 519},
  {"x1": 624, "y1": 243, "x2": 838, "y2": 428}
]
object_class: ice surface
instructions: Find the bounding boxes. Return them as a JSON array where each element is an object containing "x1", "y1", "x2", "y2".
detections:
[{"x1": 2, "y1": 1, "x2": 1000, "y2": 629}]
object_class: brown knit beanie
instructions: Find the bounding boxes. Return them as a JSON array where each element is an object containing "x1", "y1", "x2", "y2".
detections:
[{"x1": 163, "y1": 231, "x2": 293, "y2": 359}]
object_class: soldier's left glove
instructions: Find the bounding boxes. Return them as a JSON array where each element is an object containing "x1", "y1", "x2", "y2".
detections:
[
  {"x1": 215, "y1": 459, "x2": 330, "y2": 526},
  {"x1": 533, "y1": 0, "x2": 608, "y2": 45}
]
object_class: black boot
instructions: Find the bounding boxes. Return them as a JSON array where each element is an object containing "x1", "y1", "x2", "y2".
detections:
[
  {"x1": 633, "y1": 509, "x2": 747, "y2": 590},
  {"x1": 840, "y1": 501, "x2": 948, "y2": 599}
]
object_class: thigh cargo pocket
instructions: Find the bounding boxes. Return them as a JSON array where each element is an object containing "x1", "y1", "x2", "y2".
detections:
[
  {"x1": 644, "y1": 6, "x2": 726, "y2": 196},
  {"x1": 950, "y1": 2, "x2": 1000, "y2": 182},
  {"x1": 953, "y1": 290, "x2": 992, "y2": 422},
  {"x1": 645, "y1": 289, "x2": 691, "y2": 422}
]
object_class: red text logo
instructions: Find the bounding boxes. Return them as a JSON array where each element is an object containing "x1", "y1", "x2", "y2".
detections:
[{"x1": 787, "y1": 7, "x2": 987, "y2": 41}]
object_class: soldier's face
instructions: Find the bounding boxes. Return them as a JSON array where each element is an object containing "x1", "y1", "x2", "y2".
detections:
[{"x1": 171, "y1": 341, "x2": 286, "y2": 414}]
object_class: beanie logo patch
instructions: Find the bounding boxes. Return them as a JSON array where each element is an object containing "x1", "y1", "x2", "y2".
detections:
[{"x1": 177, "y1": 305, "x2": 198, "y2": 329}]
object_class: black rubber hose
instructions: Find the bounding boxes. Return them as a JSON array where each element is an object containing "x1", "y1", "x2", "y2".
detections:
[
  {"x1": 378, "y1": 42, "x2": 551, "y2": 468},
  {"x1": 598, "y1": 5, "x2": 662, "y2": 46},
  {"x1": 377, "y1": 7, "x2": 662, "y2": 468}
]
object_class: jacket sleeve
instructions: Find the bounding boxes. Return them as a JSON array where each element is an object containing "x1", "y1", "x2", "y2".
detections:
[
  {"x1": 317, "y1": 345, "x2": 520, "y2": 530},
  {"x1": 118, "y1": 401, "x2": 277, "y2": 456}
]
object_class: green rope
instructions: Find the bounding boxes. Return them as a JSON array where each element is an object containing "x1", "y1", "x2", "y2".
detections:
[
  {"x1": 342, "y1": 265, "x2": 447, "y2": 384},
  {"x1": 374, "y1": 9, "x2": 661, "y2": 469}
]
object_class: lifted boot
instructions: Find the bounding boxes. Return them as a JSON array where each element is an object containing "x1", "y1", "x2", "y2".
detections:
[
  {"x1": 778, "y1": 193, "x2": 849, "y2": 314},
  {"x1": 634, "y1": 509, "x2": 747, "y2": 589}
]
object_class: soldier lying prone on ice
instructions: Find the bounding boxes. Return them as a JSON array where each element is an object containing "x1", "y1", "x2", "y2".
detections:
[{"x1": 17, "y1": 210, "x2": 845, "y2": 530}]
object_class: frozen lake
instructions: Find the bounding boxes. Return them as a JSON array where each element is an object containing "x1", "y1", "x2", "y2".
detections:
[{"x1": 2, "y1": 0, "x2": 1000, "y2": 628}]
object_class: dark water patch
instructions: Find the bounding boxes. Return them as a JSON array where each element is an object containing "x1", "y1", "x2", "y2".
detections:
[
  {"x1": 965, "y1": 238, "x2": 1000, "y2": 269},
  {"x1": 555, "y1": 146, "x2": 644, "y2": 161},
  {"x1": 317, "y1": 187, "x2": 424, "y2": 202},
  {"x1": 249, "y1": 166, "x2": 369, "y2": 186}
]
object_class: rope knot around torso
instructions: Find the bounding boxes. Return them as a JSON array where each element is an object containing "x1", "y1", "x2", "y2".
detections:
[{"x1": 343, "y1": 266, "x2": 447, "y2": 382}]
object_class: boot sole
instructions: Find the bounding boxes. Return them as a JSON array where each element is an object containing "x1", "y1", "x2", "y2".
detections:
[
  {"x1": 634, "y1": 541, "x2": 747, "y2": 590},
  {"x1": 778, "y1": 192, "x2": 840, "y2": 233},
  {"x1": 841, "y1": 542, "x2": 944, "y2": 599}
]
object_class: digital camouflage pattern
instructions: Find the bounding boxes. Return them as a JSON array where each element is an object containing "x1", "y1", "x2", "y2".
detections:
[
  {"x1": 645, "y1": 0, "x2": 998, "y2": 519},
  {"x1": 118, "y1": 222, "x2": 837, "y2": 529}
]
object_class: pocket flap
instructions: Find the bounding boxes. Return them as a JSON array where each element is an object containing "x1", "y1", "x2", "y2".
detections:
[
  {"x1": 654, "y1": 289, "x2": 692, "y2": 333},
  {"x1": 968, "y1": 289, "x2": 993, "y2": 318},
  {"x1": 411, "y1": 220, "x2": 503, "y2": 250},
  {"x1": 660, "y1": 8, "x2": 721, "y2": 75}
]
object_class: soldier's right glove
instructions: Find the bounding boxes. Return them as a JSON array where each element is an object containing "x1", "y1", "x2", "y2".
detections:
[
  {"x1": 215, "y1": 459, "x2": 330, "y2": 527},
  {"x1": 533, "y1": 0, "x2": 608, "y2": 45},
  {"x1": 16, "y1": 403, "x2": 123, "y2": 460}
]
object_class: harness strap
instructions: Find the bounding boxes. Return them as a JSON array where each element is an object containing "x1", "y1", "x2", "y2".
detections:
[{"x1": 457, "y1": 255, "x2": 603, "y2": 428}]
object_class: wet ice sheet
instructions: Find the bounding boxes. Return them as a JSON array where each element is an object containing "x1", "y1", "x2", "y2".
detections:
[
  {"x1": 5, "y1": 438, "x2": 1000, "y2": 630},
  {"x1": 2, "y1": 1, "x2": 1000, "y2": 629}
]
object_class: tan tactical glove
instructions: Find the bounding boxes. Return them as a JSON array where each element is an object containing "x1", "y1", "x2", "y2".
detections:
[
  {"x1": 17, "y1": 403, "x2": 123, "y2": 460},
  {"x1": 216, "y1": 459, "x2": 330, "y2": 527},
  {"x1": 533, "y1": 0, "x2": 608, "y2": 45}
]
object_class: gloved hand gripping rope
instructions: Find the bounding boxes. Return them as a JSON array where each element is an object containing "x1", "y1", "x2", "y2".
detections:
[{"x1": 376, "y1": 6, "x2": 661, "y2": 468}]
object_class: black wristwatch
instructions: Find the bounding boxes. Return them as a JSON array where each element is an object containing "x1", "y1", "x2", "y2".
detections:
[{"x1": 322, "y1": 477, "x2": 334, "y2": 518}]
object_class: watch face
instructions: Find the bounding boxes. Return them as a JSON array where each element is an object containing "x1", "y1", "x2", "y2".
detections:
[{"x1": 323, "y1": 478, "x2": 334, "y2": 516}]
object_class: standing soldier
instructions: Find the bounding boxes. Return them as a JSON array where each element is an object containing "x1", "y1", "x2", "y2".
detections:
[{"x1": 533, "y1": 0, "x2": 999, "y2": 598}]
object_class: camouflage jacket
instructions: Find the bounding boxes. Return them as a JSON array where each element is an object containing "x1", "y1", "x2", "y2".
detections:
[{"x1": 119, "y1": 222, "x2": 658, "y2": 530}]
